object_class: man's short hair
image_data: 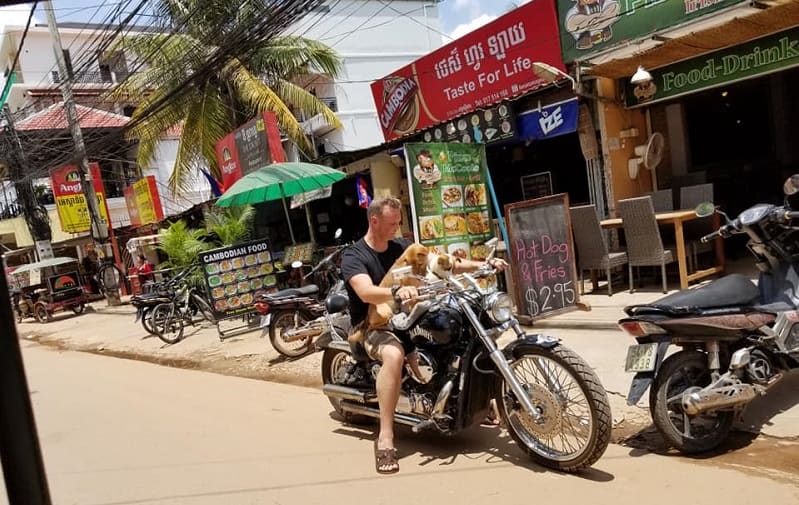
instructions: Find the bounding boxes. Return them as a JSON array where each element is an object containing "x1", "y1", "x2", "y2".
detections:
[{"x1": 367, "y1": 197, "x2": 402, "y2": 220}]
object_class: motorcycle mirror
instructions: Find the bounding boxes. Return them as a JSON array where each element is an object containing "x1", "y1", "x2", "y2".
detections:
[
  {"x1": 694, "y1": 202, "x2": 715, "y2": 218},
  {"x1": 290, "y1": 260, "x2": 303, "y2": 270},
  {"x1": 334, "y1": 228, "x2": 343, "y2": 239},
  {"x1": 784, "y1": 174, "x2": 799, "y2": 196}
]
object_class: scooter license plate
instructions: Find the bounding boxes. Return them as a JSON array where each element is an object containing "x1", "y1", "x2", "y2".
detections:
[{"x1": 624, "y1": 343, "x2": 658, "y2": 373}]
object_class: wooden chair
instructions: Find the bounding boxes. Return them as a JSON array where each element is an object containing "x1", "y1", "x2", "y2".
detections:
[
  {"x1": 570, "y1": 204, "x2": 628, "y2": 296},
  {"x1": 617, "y1": 196, "x2": 675, "y2": 293}
]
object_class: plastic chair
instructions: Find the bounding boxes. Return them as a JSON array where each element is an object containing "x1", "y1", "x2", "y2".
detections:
[
  {"x1": 646, "y1": 189, "x2": 674, "y2": 212},
  {"x1": 680, "y1": 184, "x2": 714, "y2": 270},
  {"x1": 570, "y1": 204, "x2": 628, "y2": 296},
  {"x1": 617, "y1": 196, "x2": 675, "y2": 293}
]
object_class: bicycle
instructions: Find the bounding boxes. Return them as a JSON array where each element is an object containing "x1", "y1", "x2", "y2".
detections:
[{"x1": 151, "y1": 274, "x2": 216, "y2": 344}]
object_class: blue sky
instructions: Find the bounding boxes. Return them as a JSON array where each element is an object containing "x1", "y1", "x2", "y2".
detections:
[{"x1": 1, "y1": 1, "x2": 525, "y2": 40}]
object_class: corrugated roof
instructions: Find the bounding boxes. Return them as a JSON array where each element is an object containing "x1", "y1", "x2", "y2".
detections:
[{"x1": 16, "y1": 102, "x2": 130, "y2": 131}]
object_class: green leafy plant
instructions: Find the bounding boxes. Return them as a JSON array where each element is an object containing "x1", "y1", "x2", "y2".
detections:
[
  {"x1": 157, "y1": 219, "x2": 210, "y2": 269},
  {"x1": 204, "y1": 205, "x2": 255, "y2": 246}
]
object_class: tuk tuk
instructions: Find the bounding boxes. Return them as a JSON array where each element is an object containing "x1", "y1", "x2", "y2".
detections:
[{"x1": 10, "y1": 257, "x2": 87, "y2": 323}]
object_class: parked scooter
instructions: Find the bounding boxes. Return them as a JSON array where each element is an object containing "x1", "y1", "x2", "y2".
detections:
[
  {"x1": 256, "y1": 229, "x2": 350, "y2": 357},
  {"x1": 618, "y1": 175, "x2": 799, "y2": 454},
  {"x1": 131, "y1": 265, "x2": 198, "y2": 335}
]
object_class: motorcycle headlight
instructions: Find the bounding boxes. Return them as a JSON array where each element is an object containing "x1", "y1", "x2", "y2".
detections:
[{"x1": 485, "y1": 292, "x2": 512, "y2": 323}]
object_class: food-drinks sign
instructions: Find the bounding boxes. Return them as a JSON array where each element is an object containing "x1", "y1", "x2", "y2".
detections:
[
  {"x1": 50, "y1": 162, "x2": 110, "y2": 233},
  {"x1": 372, "y1": 0, "x2": 564, "y2": 142},
  {"x1": 214, "y1": 111, "x2": 286, "y2": 191},
  {"x1": 405, "y1": 143, "x2": 494, "y2": 260}
]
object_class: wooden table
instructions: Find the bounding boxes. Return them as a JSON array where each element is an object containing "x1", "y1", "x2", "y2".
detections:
[{"x1": 600, "y1": 209, "x2": 725, "y2": 290}]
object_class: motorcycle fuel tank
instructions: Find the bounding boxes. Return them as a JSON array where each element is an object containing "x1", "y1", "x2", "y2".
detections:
[{"x1": 411, "y1": 307, "x2": 462, "y2": 346}]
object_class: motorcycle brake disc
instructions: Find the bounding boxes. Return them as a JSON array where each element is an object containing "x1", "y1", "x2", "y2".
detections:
[{"x1": 515, "y1": 383, "x2": 563, "y2": 437}]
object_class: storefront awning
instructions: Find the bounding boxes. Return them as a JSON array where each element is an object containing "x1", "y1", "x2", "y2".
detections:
[{"x1": 586, "y1": 0, "x2": 799, "y2": 79}]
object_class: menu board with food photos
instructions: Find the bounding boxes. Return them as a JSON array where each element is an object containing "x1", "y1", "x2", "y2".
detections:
[
  {"x1": 405, "y1": 142, "x2": 494, "y2": 260},
  {"x1": 200, "y1": 239, "x2": 277, "y2": 319},
  {"x1": 283, "y1": 242, "x2": 315, "y2": 265}
]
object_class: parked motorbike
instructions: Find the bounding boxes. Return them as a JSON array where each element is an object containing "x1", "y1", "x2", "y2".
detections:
[
  {"x1": 131, "y1": 265, "x2": 197, "y2": 335},
  {"x1": 256, "y1": 230, "x2": 350, "y2": 357},
  {"x1": 619, "y1": 176, "x2": 799, "y2": 454},
  {"x1": 321, "y1": 238, "x2": 612, "y2": 472}
]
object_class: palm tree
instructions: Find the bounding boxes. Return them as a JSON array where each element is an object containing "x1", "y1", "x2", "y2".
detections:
[
  {"x1": 157, "y1": 219, "x2": 210, "y2": 270},
  {"x1": 204, "y1": 205, "x2": 255, "y2": 246},
  {"x1": 113, "y1": 0, "x2": 342, "y2": 196}
]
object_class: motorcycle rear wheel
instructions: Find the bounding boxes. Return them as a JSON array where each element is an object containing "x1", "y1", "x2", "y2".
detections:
[
  {"x1": 321, "y1": 348, "x2": 372, "y2": 425},
  {"x1": 269, "y1": 309, "x2": 313, "y2": 358},
  {"x1": 498, "y1": 344, "x2": 611, "y2": 472},
  {"x1": 650, "y1": 350, "x2": 733, "y2": 454}
]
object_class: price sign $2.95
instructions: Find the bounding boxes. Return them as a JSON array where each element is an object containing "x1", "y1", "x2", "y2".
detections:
[{"x1": 524, "y1": 281, "x2": 575, "y2": 317}]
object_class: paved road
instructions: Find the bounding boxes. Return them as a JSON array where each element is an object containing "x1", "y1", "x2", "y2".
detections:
[{"x1": 4, "y1": 343, "x2": 797, "y2": 505}]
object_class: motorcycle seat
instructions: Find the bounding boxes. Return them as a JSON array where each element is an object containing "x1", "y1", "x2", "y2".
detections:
[
  {"x1": 625, "y1": 274, "x2": 761, "y2": 316},
  {"x1": 266, "y1": 284, "x2": 319, "y2": 299}
]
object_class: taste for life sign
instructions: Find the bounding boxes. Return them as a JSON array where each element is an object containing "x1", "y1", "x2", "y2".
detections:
[
  {"x1": 626, "y1": 25, "x2": 799, "y2": 107},
  {"x1": 50, "y1": 162, "x2": 110, "y2": 234}
]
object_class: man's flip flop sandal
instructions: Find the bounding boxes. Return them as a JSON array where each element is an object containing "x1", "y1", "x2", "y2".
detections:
[{"x1": 374, "y1": 440, "x2": 399, "y2": 474}]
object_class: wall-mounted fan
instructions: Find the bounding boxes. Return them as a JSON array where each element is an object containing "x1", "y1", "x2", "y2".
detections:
[{"x1": 628, "y1": 132, "x2": 666, "y2": 180}]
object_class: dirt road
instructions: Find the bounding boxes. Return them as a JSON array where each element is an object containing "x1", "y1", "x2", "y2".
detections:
[{"x1": 10, "y1": 344, "x2": 799, "y2": 505}]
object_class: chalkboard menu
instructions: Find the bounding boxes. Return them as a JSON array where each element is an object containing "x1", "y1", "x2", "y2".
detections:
[
  {"x1": 505, "y1": 194, "x2": 579, "y2": 321},
  {"x1": 200, "y1": 239, "x2": 277, "y2": 320},
  {"x1": 521, "y1": 171, "x2": 553, "y2": 200}
]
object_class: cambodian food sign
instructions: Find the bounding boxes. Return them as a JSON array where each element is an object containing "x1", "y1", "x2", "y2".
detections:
[
  {"x1": 405, "y1": 143, "x2": 494, "y2": 260},
  {"x1": 372, "y1": 0, "x2": 563, "y2": 142},
  {"x1": 200, "y1": 239, "x2": 277, "y2": 319}
]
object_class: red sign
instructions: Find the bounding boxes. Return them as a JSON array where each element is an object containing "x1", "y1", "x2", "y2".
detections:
[
  {"x1": 214, "y1": 111, "x2": 286, "y2": 190},
  {"x1": 50, "y1": 162, "x2": 110, "y2": 233},
  {"x1": 371, "y1": 1, "x2": 565, "y2": 142}
]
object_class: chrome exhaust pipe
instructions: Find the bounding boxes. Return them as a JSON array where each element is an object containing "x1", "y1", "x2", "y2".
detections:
[
  {"x1": 322, "y1": 384, "x2": 373, "y2": 402},
  {"x1": 339, "y1": 401, "x2": 424, "y2": 427},
  {"x1": 283, "y1": 325, "x2": 324, "y2": 341},
  {"x1": 681, "y1": 383, "x2": 760, "y2": 415}
]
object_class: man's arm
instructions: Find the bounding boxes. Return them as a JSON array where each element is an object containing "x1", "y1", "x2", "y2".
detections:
[
  {"x1": 453, "y1": 257, "x2": 507, "y2": 274},
  {"x1": 349, "y1": 274, "x2": 418, "y2": 304}
]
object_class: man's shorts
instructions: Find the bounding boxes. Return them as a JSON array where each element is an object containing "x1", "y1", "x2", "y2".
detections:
[{"x1": 364, "y1": 330, "x2": 403, "y2": 361}]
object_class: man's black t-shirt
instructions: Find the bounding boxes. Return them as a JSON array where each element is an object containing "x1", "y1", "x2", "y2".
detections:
[{"x1": 341, "y1": 237, "x2": 411, "y2": 326}]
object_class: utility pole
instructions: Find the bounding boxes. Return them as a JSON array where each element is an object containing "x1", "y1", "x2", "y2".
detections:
[{"x1": 43, "y1": 1, "x2": 121, "y2": 304}]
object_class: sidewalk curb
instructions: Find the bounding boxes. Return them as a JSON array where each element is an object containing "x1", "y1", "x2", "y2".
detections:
[{"x1": 531, "y1": 320, "x2": 619, "y2": 331}]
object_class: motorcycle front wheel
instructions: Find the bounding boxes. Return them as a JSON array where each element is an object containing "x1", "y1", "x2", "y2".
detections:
[
  {"x1": 141, "y1": 307, "x2": 155, "y2": 335},
  {"x1": 269, "y1": 309, "x2": 313, "y2": 357},
  {"x1": 650, "y1": 350, "x2": 733, "y2": 454},
  {"x1": 498, "y1": 344, "x2": 611, "y2": 472}
]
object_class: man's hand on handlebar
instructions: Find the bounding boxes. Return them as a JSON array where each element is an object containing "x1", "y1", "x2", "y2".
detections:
[
  {"x1": 485, "y1": 258, "x2": 508, "y2": 272},
  {"x1": 393, "y1": 285, "x2": 418, "y2": 303}
]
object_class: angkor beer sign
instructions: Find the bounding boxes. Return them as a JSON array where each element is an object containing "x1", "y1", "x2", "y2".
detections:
[
  {"x1": 625, "y1": 26, "x2": 799, "y2": 107},
  {"x1": 214, "y1": 111, "x2": 286, "y2": 191},
  {"x1": 556, "y1": 0, "x2": 744, "y2": 63},
  {"x1": 371, "y1": 0, "x2": 563, "y2": 142},
  {"x1": 124, "y1": 176, "x2": 164, "y2": 227},
  {"x1": 51, "y1": 162, "x2": 110, "y2": 233}
]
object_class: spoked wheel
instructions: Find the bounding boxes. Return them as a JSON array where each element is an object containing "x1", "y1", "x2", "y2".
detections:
[
  {"x1": 269, "y1": 310, "x2": 313, "y2": 357},
  {"x1": 141, "y1": 307, "x2": 155, "y2": 335},
  {"x1": 498, "y1": 344, "x2": 611, "y2": 472},
  {"x1": 34, "y1": 304, "x2": 51, "y2": 323},
  {"x1": 191, "y1": 294, "x2": 216, "y2": 324},
  {"x1": 321, "y1": 348, "x2": 372, "y2": 425},
  {"x1": 650, "y1": 350, "x2": 733, "y2": 454},
  {"x1": 151, "y1": 303, "x2": 184, "y2": 344}
]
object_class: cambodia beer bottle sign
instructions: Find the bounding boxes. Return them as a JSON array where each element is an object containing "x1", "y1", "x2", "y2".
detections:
[{"x1": 405, "y1": 143, "x2": 494, "y2": 260}]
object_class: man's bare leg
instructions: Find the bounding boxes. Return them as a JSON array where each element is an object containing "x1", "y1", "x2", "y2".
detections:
[{"x1": 375, "y1": 340, "x2": 404, "y2": 471}]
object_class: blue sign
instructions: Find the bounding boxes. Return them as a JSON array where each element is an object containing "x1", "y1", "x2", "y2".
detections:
[{"x1": 517, "y1": 98, "x2": 578, "y2": 141}]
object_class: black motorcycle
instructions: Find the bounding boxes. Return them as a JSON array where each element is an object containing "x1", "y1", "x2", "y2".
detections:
[
  {"x1": 132, "y1": 265, "x2": 197, "y2": 335},
  {"x1": 321, "y1": 239, "x2": 611, "y2": 472},
  {"x1": 619, "y1": 176, "x2": 799, "y2": 454},
  {"x1": 256, "y1": 233, "x2": 350, "y2": 358}
]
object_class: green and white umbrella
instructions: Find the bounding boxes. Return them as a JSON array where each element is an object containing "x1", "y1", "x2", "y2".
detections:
[{"x1": 215, "y1": 162, "x2": 345, "y2": 243}]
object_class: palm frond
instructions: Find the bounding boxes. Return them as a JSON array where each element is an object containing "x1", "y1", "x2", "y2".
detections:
[
  {"x1": 126, "y1": 88, "x2": 195, "y2": 169},
  {"x1": 157, "y1": 219, "x2": 210, "y2": 269},
  {"x1": 249, "y1": 36, "x2": 342, "y2": 81},
  {"x1": 226, "y1": 60, "x2": 313, "y2": 154},
  {"x1": 273, "y1": 79, "x2": 342, "y2": 130},
  {"x1": 204, "y1": 205, "x2": 255, "y2": 246}
]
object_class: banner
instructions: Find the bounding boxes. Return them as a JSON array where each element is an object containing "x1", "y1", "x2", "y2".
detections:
[
  {"x1": 625, "y1": 26, "x2": 799, "y2": 107},
  {"x1": 405, "y1": 143, "x2": 494, "y2": 260},
  {"x1": 420, "y1": 101, "x2": 517, "y2": 144},
  {"x1": 214, "y1": 111, "x2": 286, "y2": 191},
  {"x1": 556, "y1": 0, "x2": 744, "y2": 63},
  {"x1": 124, "y1": 176, "x2": 164, "y2": 226},
  {"x1": 290, "y1": 186, "x2": 332, "y2": 209},
  {"x1": 51, "y1": 162, "x2": 109, "y2": 234},
  {"x1": 517, "y1": 98, "x2": 579, "y2": 141},
  {"x1": 372, "y1": 1, "x2": 563, "y2": 142}
]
